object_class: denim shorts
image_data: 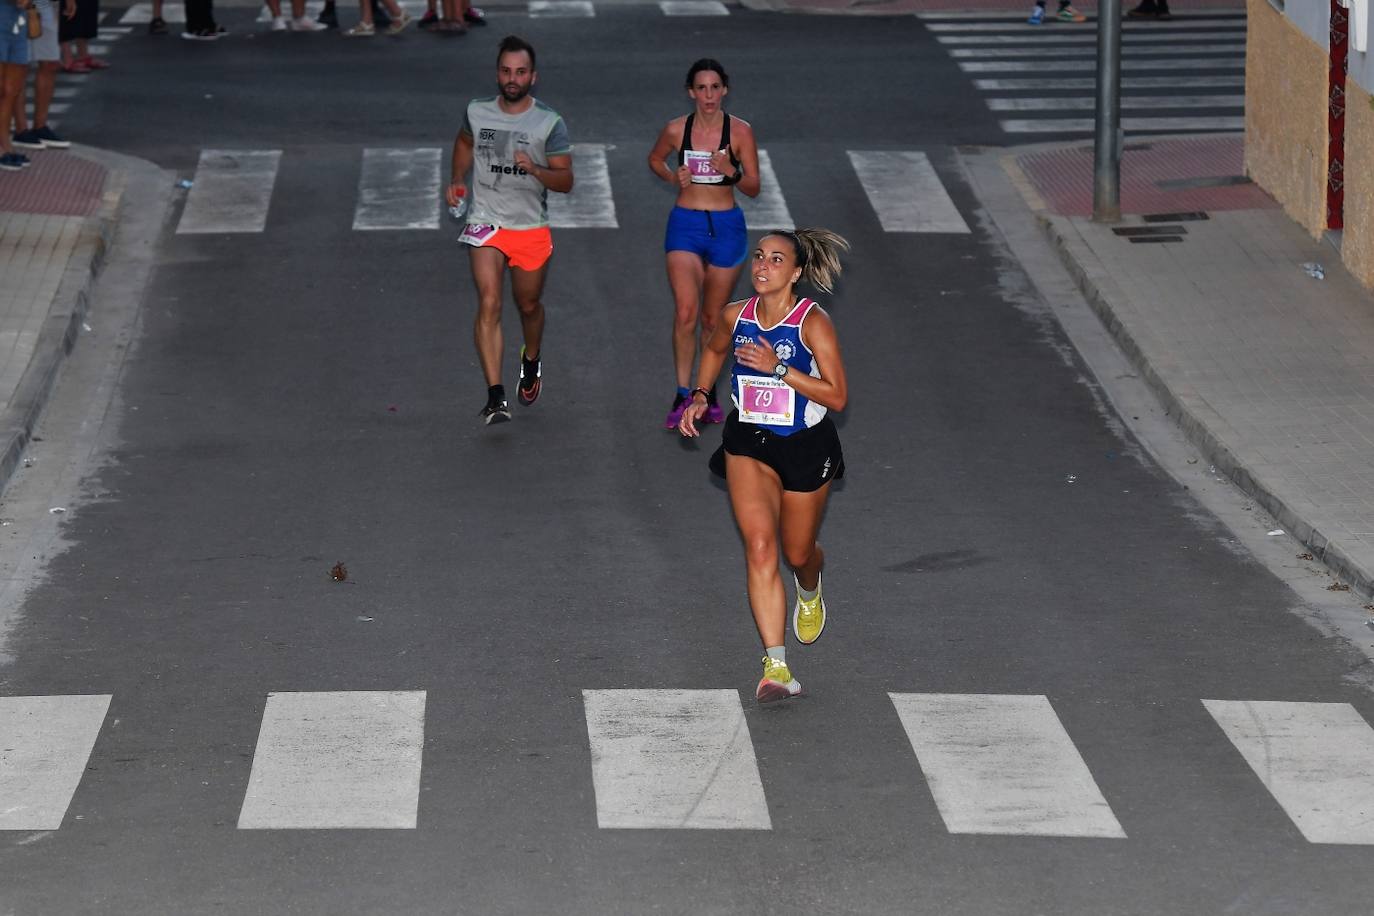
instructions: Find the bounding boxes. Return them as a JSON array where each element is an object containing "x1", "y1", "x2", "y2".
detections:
[
  {"x1": 0, "y1": 10, "x2": 30, "y2": 65},
  {"x1": 664, "y1": 206, "x2": 747, "y2": 269}
]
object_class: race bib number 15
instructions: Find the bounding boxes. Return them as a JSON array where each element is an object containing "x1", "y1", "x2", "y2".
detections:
[{"x1": 737, "y1": 375, "x2": 795, "y2": 426}]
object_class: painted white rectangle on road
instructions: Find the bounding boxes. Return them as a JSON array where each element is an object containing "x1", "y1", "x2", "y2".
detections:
[
  {"x1": 951, "y1": 43, "x2": 1244, "y2": 58},
  {"x1": 890, "y1": 693, "x2": 1126, "y2": 838},
  {"x1": 988, "y1": 95, "x2": 1242, "y2": 111},
  {"x1": 1000, "y1": 116, "x2": 1245, "y2": 134},
  {"x1": 737, "y1": 149, "x2": 793, "y2": 231},
  {"x1": 120, "y1": 2, "x2": 185, "y2": 23},
  {"x1": 938, "y1": 31, "x2": 1250, "y2": 44},
  {"x1": 584, "y1": 689, "x2": 771, "y2": 829},
  {"x1": 974, "y1": 76, "x2": 1245, "y2": 90},
  {"x1": 547, "y1": 143, "x2": 618, "y2": 228},
  {"x1": 847, "y1": 151, "x2": 970, "y2": 234},
  {"x1": 926, "y1": 18, "x2": 1248, "y2": 30},
  {"x1": 530, "y1": 1, "x2": 594, "y2": 16},
  {"x1": 960, "y1": 58, "x2": 1246, "y2": 72},
  {"x1": 354, "y1": 148, "x2": 442, "y2": 231},
  {"x1": 238, "y1": 691, "x2": 426, "y2": 829},
  {"x1": 660, "y1": 0, "x2": 729, "y2": 13},
  {"x1": 177, "y1": 149, "x2": 282, "y2": 235},
  {"x1": 0, "y1": 695, "x2": 111, "y2": 830},
  {"x1": 1204, "y1": 700, "x2": 1374, "y2": 844}
]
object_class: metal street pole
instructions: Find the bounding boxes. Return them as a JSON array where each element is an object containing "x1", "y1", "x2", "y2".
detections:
[{"x1": 1093, "y1": 0, "x2": 1122, "y2": 222}]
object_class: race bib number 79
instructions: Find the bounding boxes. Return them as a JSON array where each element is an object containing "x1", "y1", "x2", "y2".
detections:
[{"x1": 737, "y1": 375, "x2": 795, "y2": 426}]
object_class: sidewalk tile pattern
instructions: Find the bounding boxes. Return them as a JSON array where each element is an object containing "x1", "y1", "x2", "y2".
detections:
[
  {"x1": 1017, "y1": 136, "x2": 1277, "y2": 217},
  {"x1": 0, "y1": 152, "x2": 106, "y2": 218}
]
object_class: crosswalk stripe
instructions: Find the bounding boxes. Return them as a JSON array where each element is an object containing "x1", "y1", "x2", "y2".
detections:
[
  {"x1": 659, "y1": 0, "x2": 730, "y2": 13},
  {"x1": 353, "y1": 148, "x2": 442, "y2": 231},
  {"x1": 960, "y1": 59, "x2": 1246, "y2": 72},
  {"x1": 238, "y1": 691, "x2": 426, "y2": 830},
  {"x1": 547, "y1": 143, "x2": 618, "y2": 228},
  {"x1": 918, "y1": 9, "x2": 1244, "y2": 17},
  {"x1": 0, "y1": 695, "x2": 111, "y2": 831},
  {"x1": 926, "y1": 18, "x2": 1249, "y2": 31},
  {"x1": 120, "y1": 2, "x2": 184, "y2": 23},
  {"x1": 1000, "y1": 115, "x2": 1245, "y2": 133},
  {"x1": 737, "y1": 150, "x2": 794, "y2": 231},
  {"x1": 847, "y1": 150, "x2": 970, "y2": 234},
  {"x1": 937, "y1": 31, "x2": 1246, "y2": 44},
  {"x1": 583, "y1": 689, "x2": 771, "y2": 829},
  {"x1": 1204, "y1": 700, "x2": 1374, "y2": 845},
  {"x1": 177, "y1": 149, "x2": 282, "y2": 235},
  {"x1": 975, "y1": 75, "x2": 1245, "y2": 90},
  {"x1": 256, "y1": 0, "x2": 327, "y2": 20},
  {"x1": 890, "y1": 693, "x2": 1126, "y2": 838},
  {"x1": 988, "y1": 94, "x2": 1243, "y2": 111},
  {"x1": 530, "y1": 0, "x2": 595, "y2": 16},
  {"x1": 951, "y1": 43, "x2": 1244, "y2": 58}
]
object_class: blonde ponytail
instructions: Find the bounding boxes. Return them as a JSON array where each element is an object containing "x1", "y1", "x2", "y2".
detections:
[{"x1": 767, "y1": 228, "x2": 850, "y2": 294}]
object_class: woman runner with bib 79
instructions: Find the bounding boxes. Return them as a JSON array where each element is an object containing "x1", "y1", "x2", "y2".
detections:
[
  {"x1": 679, "y1": 228, "x2": 849, "y2": 702},
  {"x1": 647, "y1": 58, "x2": 760, "y2": 430}
]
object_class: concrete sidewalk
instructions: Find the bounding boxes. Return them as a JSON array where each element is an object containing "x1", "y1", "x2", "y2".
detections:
[
  {"x1": 0, "y1": 148, "x2": 168, "y2": 498},
  {"x1": 981, "y1": 133, "x2": 1374, "y2": 602}
]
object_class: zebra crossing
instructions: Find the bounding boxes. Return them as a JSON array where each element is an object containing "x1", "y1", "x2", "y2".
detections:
[
  {"x1": 119, "y1": 0, "x2": 734, "y2": 24},
  {"x1": 920, "y1": 10, "x2": 1248, "y2": 136},
  {"x1": 173, "y1": 144, "x2": 961, "y2": 236},
  {"x1": 24, "y1": 24, "x2": 131, "y2": 132},
  {"x1": 5, "y1": 691, "x2": 1374, "y2": 843}
]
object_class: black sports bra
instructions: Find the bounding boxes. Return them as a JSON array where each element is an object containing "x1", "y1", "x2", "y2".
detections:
[{"x1": 678, "y1": 113, "x2": 742, "y2": 171}]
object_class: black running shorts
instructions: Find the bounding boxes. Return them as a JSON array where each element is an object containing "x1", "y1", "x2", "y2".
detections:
[{"x1": 710, "y1": 411, "x2": 845, "y2": 493}]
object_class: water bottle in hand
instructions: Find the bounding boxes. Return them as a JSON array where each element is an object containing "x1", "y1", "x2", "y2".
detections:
[{"x1": 448, "y1": 186, "x2": 467, "y2": 222}]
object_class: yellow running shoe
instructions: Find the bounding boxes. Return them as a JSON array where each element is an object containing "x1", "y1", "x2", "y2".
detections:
[
  {"x1": 792, "y1": 573, "x2": 826, "y2": 645},
  {"x1": 756, "y1": 656, "x2": 802, "y2": 703}
]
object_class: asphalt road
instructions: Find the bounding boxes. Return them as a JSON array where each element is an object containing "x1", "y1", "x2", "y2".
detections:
[{"x1": 2, "y1": 5, "x2": 1373, "y2": 914}]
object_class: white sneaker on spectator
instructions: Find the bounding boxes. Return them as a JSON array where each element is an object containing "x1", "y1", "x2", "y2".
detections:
[
  {"x1": 270, "y1": 15, "x2": 288, "y2": 30},
  {"x1": 290, "y1": 15, "x2": 326, "y2": 30}
]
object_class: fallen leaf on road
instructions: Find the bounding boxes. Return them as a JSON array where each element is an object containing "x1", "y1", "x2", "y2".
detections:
[{"x1": 331, "y1": 562, "x2": 348, "y2": 582}]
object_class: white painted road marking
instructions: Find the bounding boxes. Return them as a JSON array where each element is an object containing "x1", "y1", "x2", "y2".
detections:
[
  {"x1": 529, "y1": 1, "x2": 594, "y2": 16},
  {"x1": 238, "y1": 691, "x2": 426, "y2": 829},
  {"x1": 660, "y1": 0, "x2": 729, "y2": 13},
  {"x1": 177, "y1": 149, "x2": 282, "y2": 235},
  {"x1": 974, "y1": 76, "x2": 1245, "y2": 90},
  {"x1": 925, "y1": 18, "x2": 1249, "y2": 31},
  {"x1": 890, "y1": 693, "x2": 1126, "y2": 838},
  {"x1": 547, "y1": 143, "x2": 618, "y2": 228},
  {"x1": 960, "y1": 59, "x2": 1246, "y2": 72},
  {"x1": 847, "y1": 151, "x2": 970, "y2": 234},
  {"x1": 937, "y1": 31, "x2": 1248, "y2": 44},
  {"x1": 1204, "y1": 700, "x2": 1374, "y2": 845},
  {"x1": 1000, "y1": 116, "x2": 1245, "y2": 133},
  {"x1": 737, "y1": 150, "x2": 794, "y2": 231},
  {"x1": 0, "y1": 695, "x2": 111, "y2": 830},
  {"x1": 120, "y1": 2, "x2": 185, "y2": 23},
  {"x1": 353, "y1": 148, "x2": 442, "y2": 231},
  {"x1": 950, "y1": 44, "x2": 1244, "y2": 58},
  {"x1": 583, "y1": 689, "x2": 771, "y2": 829},
  {"x1": 988, "y1": 95, "x2": 1243, "y2": 111}
]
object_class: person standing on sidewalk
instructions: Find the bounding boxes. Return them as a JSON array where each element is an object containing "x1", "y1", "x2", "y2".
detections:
[
  {"x1": 343, "y1": 0, "x2": 410, "y2": 36},
  {"x1": 445, "y1": 35, "x2": 573, "y2": 425},
  {"x1": 647, "y1": 59, "x2": 760, "y2": 431},
  {"x1": 264, "y1": 0, "x2": 327, "y2": 31},
  {"x1": 1127, "y1": 0, "x2": 1171, "y2": 19},
  {"x1": 0, "y1": 0, "x2": 33, "y2": 171},
  {"x1": 11, "y1": 0, "x2": 71, "y2": 151},
  {"x1": 678, "y1": 229, "x2": 849, "y2": 703},
  {"x1": 182, "y1": 0, "x2": 223, "y2": 40},
  {"x1": 57, "y1": 0, "x2": 102, "y2": 69},
  {"x1": 1028, "y1": 0, "x2": 1085, "y2": 24}
]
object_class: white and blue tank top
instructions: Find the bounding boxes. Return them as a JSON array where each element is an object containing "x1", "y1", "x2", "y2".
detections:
[{"x1": 729, "y1": 296, "x2": 826, "y2": 436}]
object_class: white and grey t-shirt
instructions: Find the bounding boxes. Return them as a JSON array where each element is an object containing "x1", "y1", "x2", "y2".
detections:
[{"x1": 461, "y1": 96, "x2": 571, "y2": 230}]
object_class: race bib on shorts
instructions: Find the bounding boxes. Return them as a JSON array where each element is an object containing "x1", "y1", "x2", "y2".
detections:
[
  {"x1": 684, "y1": 150, "x2": 724, "y2": 184},
  {"x1": 737, "y1": 375, "x2": 795, "y2": 427},
  {"x1": 459, "y1": 223, "x2": 498, "y2": 246}
]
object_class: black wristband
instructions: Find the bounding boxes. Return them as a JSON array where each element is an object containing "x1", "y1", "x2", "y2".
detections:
[
  {"x1": 720, "y1": 167, "x2": 743, "y2": 186},
  {"x1": 690, "y1": 387, "x2": 711, "y2": 401}
]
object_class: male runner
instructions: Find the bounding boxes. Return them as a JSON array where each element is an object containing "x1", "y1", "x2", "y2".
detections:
[{"x1": 447, "y1": 35, "x2": 574, "y2": 425}]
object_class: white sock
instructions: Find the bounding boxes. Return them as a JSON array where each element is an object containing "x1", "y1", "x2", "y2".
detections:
[
  {"x1": 795, "y1": 573, "x2": 820, "y2": 602},
  {"x1": 766, "y1": 646, "x2": 786, "y2": 666}
]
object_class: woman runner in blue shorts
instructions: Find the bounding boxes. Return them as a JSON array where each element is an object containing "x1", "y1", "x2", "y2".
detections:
[
  {"x1": 679, "y1": 228, "x2": 850, "y2": 703},
  {"x1": 647, "y1": 58, "x2": 761, "y2": 430}
]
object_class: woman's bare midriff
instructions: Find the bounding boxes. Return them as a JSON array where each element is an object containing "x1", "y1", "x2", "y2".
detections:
[{"x1": 676, "y1": 183, "x2": 737, "y2": 212}]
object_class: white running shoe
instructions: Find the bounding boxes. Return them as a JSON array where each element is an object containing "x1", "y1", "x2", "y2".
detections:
[
  {"x1": 270, "y1": 15, "x2": 288, "y2": 30},
  {"x1": 290, "y1": 15, "x2": 326, "y2": 30}
]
